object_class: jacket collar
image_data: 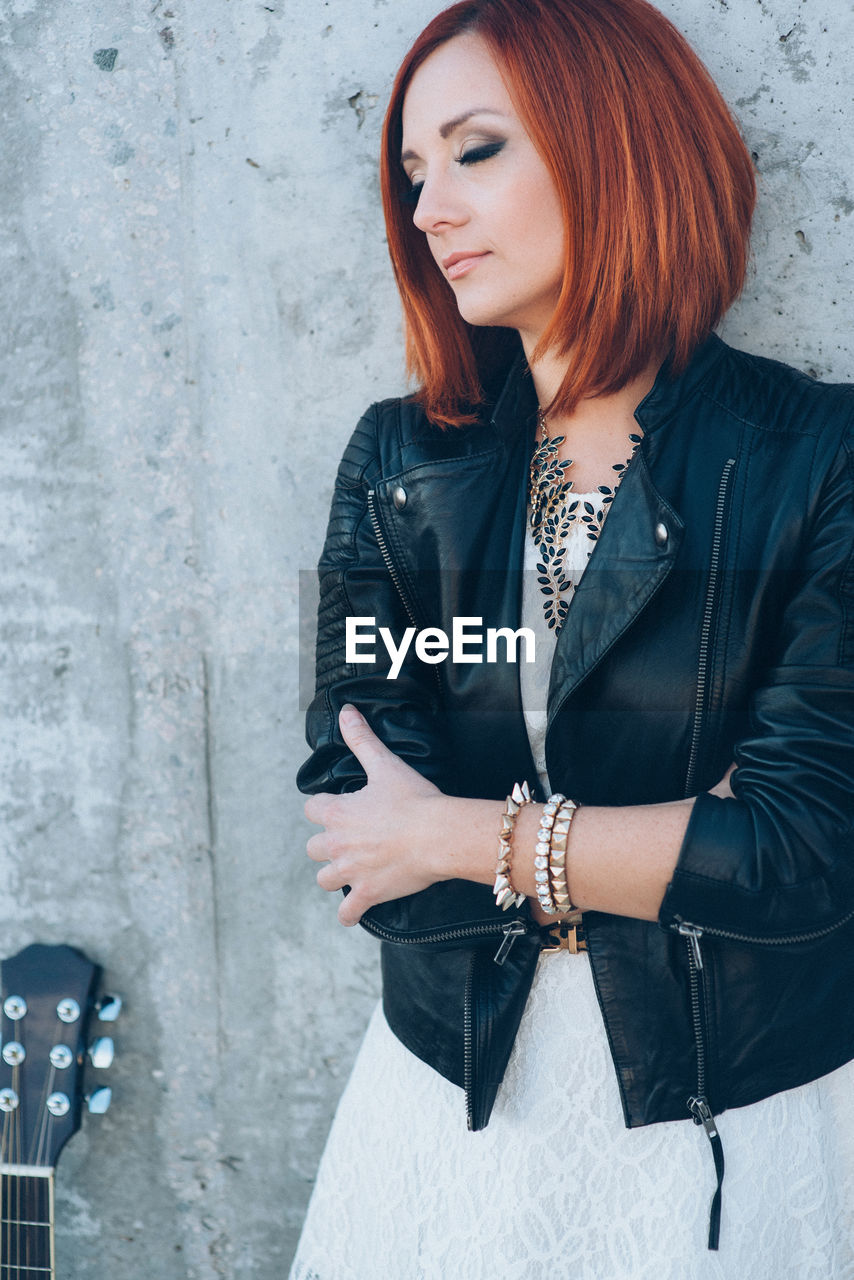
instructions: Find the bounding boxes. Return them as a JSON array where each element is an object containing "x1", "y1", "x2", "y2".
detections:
[
  {"x1": 634, "y1": 333, "x2": 727, "y2": 433},
  {"x1": 487, "y1": 331, "x2": 728, "y2": 441}
]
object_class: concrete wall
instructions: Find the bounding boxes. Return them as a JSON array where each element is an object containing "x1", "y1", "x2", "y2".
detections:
[{"x1": 0, "y1": 0, "x2": 850, "y2": 1275}]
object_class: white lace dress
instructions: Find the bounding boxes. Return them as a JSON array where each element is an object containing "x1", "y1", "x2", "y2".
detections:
[{"x1": 290, "y1": 491, "x2": 854, "y2": 1280}]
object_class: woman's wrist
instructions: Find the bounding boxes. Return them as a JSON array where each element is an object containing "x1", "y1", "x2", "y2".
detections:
[
  {"x1": 431, "y1": 794, "x2": 542, "y2": 889},
  {"x1": 431, "y1": 791, "x2": 695, "y2": 925}
]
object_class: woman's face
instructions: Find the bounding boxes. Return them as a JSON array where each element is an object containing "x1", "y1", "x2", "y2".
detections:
[{"x1": 400, "y1": 32, "x2": 566, "y2": 350}]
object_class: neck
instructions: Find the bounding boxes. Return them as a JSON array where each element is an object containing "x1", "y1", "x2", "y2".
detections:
[
  {"x1": 0, "y1": 1168, "x2": 56, "y2": 1279},
  {"x1": 524, "y1": 343, "x2": 660, "y2": 437}
]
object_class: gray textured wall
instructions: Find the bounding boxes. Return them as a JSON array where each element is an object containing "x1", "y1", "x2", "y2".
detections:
[{"x1": 0, "y1": 0, "x2": 850, "y2": 1275}]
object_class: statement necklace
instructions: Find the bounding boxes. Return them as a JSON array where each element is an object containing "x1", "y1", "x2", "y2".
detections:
[{"x1": 528, "y1": 408, "x2": 643, "y2": 632}]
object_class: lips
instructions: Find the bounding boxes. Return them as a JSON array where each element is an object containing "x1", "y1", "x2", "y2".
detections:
[{"x1": 441, "y1": 251, "x2": 489, "y2": 281}]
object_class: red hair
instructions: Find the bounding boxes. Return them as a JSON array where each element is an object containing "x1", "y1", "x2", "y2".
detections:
[{"x1": 380, "y1": 0, "x2": 756, "y2": 428}]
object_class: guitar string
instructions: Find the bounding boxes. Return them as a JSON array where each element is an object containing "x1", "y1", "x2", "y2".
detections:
[
  {"x1": 14, "y1": 1063, "x2": 21, "y2": 1280},
  {"x1": 0, "y1": 1107, "x2": 8, "y2": 1276},
  {"x1": 15, "y1": 1060, "x2": 22, "y2": 1280},
  {"x1": 32, "y1": 1060, "x2": 57, "y2": 1178},
  {"x1": 10, "y1": 1063, "x2": 21, "y2": 1280},
  {"x1": 1, "y1": 1111, "x2": 5, "y2": 1272},
  {"x1": 30, "y1": 1029, "x2": 61, "y2": 1278},
  {"x1": 0, "y1": 1045, "x2": 15, "y2": 1278},
  {"x1": 1, "y1": 1109, "x2": 12, "y2": 1278}
]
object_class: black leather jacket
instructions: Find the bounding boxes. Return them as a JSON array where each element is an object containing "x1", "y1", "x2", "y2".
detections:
[{"x1": 298, "y1": 335, "x2": 854, "y2": 1153}]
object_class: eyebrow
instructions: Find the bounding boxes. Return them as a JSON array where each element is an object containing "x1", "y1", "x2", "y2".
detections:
[{"x1": 400, "y1": 109, "x2": 508, "y2": 164}]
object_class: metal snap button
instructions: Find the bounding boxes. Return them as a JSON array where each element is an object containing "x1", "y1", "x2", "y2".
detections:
[
  {"x1": 654, "y1": 521, "x2": 669, "y2": 547},
  {"x1": 392, "y1": 485, "x2": 408, "y2": 510}
]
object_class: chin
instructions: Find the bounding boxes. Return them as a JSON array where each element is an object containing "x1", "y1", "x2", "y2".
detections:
[
  {"x1": 451, "y1": 287, "x2": 550, "y2": 336},
  {"x1": 452, "y1": 296, "x2": 516, "y2": 330}
]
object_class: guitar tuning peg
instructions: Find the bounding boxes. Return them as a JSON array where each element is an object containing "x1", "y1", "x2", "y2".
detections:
[
  {"x1": 96, "y1": 994, "x2": 122, "y2": 1023},
  {"x1": 86, "y1": 1087, "x2": 112, "y2": 1115},
  {"x1": 88, "y1": 1036, "x2": 115, "y2": 1070}
]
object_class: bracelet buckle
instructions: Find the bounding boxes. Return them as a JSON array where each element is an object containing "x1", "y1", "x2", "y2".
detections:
[{"x1": 541, "y1": 915, "x2": 587, "y2": 954}]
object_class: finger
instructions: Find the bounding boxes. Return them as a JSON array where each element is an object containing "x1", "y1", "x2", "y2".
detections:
[
  {"x1": 338, "y1": 889, "x2": 367, "y2": 928},
  {"x1": 304, "y1": 793, "x2": 335, "y2": 826},
  {"x1": 317, "y1": 863, "x2": 347, "y2": 892},
  {"x1": 338, "y1": 704, "x2": 399, "y2": 779},
  {"x1": 306, "y1": 832, "x2": 331, "y2": 862}
]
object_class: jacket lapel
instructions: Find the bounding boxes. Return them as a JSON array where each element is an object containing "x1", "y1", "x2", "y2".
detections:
[
  {"x1": 541, "y1": 338, "x2": 731, "y2": 725},
  {"x1": 547, "y1": 446, "x2": 685, "y2": 720}
]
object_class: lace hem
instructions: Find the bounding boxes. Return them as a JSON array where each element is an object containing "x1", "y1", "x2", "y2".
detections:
[{"x1": 290, "y1": 952, "x2": 854, "y2": 1280}]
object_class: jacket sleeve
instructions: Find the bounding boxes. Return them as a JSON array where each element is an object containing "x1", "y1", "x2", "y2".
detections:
[
  {"x1": 659, "y1": 412, "x2": 854, "y2": 938},
  {"x1": 296, "y1": 403, "x2": 447, "y2": 797}
]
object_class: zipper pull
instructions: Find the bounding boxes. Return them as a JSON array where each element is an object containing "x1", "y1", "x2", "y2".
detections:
[
  {"x1": 676, "y1": 921, "x2": 704, "y2": 970},
  {"x1": 688, "y1": 1095, "x2": 718, "y2": 1138},
  {"x1": 688, "y1": 1095, "x2": 725, "y2": 1251},
  {"x1": 494, "y1": 918, "x2": 527, "y2": 966}
]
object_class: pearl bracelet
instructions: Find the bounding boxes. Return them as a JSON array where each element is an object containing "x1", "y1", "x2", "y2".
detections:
[
  {"x1": 493, "y1": 780, "x2": 532, "y2": 911},
  {"x1": 535, "y1": 793, "x2": 566, "y2": 914}
]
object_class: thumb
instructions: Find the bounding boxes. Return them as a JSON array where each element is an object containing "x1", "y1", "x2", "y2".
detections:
[{"x1": 338, "y1": 704, "x2": 397, "y2": 778}]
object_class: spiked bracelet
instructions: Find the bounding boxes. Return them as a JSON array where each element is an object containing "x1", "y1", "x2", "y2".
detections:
[
  {"x1": 547, "y1": 798, "x2": 580, "y2": 915},
  {"x1": 493, "y1": 781, "x2": 532, "y2": 911}
]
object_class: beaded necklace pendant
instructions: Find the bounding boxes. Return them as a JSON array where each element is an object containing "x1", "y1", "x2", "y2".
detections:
[{"x1": 528, "y1": 410, "x2": 642, "y2": 632}]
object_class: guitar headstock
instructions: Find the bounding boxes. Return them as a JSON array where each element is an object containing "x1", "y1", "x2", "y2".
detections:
[{"x1": 0, "y1": 943, "x2": 118, "y2": 1175}]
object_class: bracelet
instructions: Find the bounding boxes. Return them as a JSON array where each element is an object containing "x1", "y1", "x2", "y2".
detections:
[
  {"x1": 493, "y1": 780, "x2": 532, "y2": 911},
  {"x1": 534, "y1": 793, "x2": 566, "y2": 915},
  {"x1": 548, "y1": 798, "x2": 580, "y2": 915}
]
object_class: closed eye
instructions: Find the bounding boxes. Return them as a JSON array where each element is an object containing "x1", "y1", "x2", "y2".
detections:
[
  {"x1": 400, "y1": 139, "x2": 506, "y2": 208},
  {"x1": 457, "y1": 139, "x2": 505, "y2": 167}
]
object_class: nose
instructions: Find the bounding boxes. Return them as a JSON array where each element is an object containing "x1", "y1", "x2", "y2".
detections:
[{"x1": 411, "y1": 170, "x2": 468, "y2": 235}]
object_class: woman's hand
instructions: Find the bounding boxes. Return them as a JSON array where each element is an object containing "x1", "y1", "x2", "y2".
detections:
[
  {"x1": 304, "y1": 704, "x2": 447, "y2": 926},
  {"x1": 305, "y1": 718, "x2": 739, "y2": 929}
]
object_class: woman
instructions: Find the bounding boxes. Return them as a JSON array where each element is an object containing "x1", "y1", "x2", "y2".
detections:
[{"x1": 294, "y1": 0, "x2": 854, "y2": 1274}]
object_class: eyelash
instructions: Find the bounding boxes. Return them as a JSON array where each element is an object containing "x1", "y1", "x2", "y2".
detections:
[{"x1": 401, "y1": 140, "x2": 506, "y2": 207}]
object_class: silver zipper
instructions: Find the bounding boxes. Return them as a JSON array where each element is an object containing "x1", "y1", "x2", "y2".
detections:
[
  {"x1": 673, "y1": 910, "x2": 854, "y2": 949},
  {"x1": 684, "y1": 458, "x2": 736, "y2": 797},
  {"x1": 679, "y1": 924, "x2": 725, "y2": 1250},
  {"x1": 677, "y1": 920, "x2": 705, "y2": 970},
  {"x1": 680, "y1": 925, "x2": 709, "y2": 1095},
  {"x1": 360, "y1": 914, "x2": 530, "y2": 964},
  {"x1": 493, "y1": 918, "x2": 528, "y2": 965},
  {"x1": 688, "y1": 1095, "x2": 719, "y2": 1140},
  {"x1": 366, "y1": 488, "x2": 442, "y2": 694},
  {"x1": 367, "y1": 488, "x2": 420, "y2": 630},
  {"x1": 464, "y1": 951, "x2": 477, "y2": 1130}
]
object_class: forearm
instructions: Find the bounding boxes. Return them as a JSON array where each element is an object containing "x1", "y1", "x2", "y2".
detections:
[
  {"x1": 436, "y1": 794, "x2": 695, "y2": 923},
  {"x1": 306, "y1": 704, "x2": 714, "y2": 927}
]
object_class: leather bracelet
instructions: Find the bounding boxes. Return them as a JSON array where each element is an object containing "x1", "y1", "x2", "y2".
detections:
[
  {"x1": 548, "y1": 798, "x2": 580, "y2": 914},
  {"x1": 535, "y1": 793, "x2": 566, "y2": 914},
  {"x1": 493, "y1": 781, "x2": 532, "y2": 911}
]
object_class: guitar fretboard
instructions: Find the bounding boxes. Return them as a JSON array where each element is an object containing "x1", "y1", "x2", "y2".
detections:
[{"x1": 0, "y1": 1172, "x2": 55, "y2": 1279}]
